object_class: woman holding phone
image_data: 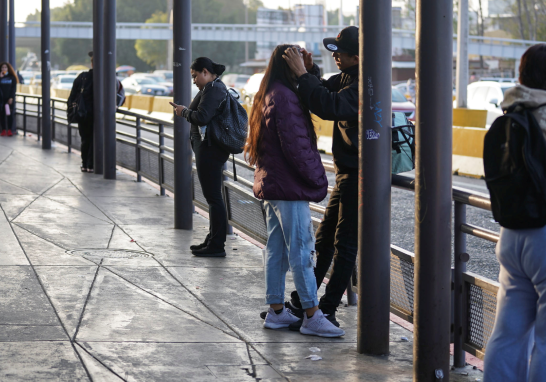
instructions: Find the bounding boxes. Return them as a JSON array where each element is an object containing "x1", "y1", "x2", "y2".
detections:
[
  {"x1": 170, "y1": 57, "x2": 229, "y2": 257},
  {"x1": 0, "y1": 62, "x2": 18, "y2": 137}
]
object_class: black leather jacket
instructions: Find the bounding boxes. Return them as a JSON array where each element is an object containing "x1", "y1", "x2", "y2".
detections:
[
  {"x1": 297, "y1": 64, "x2": 359, "y2": 174},
  {"x1": 182, "y1": 78, "x2": 227, "y2": 140}
]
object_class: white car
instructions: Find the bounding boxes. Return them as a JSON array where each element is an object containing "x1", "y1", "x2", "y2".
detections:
[
  {"x1": 51, "y1": 75, "x2": 77, "y2": 90},
  {"x1": 467, "y1": 81, "x2": 517, "y2": 126},
  {"x1": 241, "y1": 73, "x2": 265, "y2": 106}
]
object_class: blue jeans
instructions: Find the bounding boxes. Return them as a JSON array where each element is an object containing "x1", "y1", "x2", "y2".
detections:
[
  {"x1": 264, "y1": 200, "x2": 319, "y2": 310},
  {"x1": 484, "y1": 226, "x2": 546, "y2": 382}
]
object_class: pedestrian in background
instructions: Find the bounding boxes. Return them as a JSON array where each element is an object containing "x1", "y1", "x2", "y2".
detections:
[
  {"x1": 246, "y1": 44, "x2": 344, "y2": 337},
  {"x1": 0, "y1": 62, "x2": 18, "y2": 137},
  {"x1": 68, "y1": 52, "x2": 95, "y2": 172},
  {"x1": 483, "y1": 43, "x2": 546, "y2": 382},
  {"x1": 171, "y1": 57, "x2": 230, "y2": 258},
  {"x1": 281, "y1": 26, "x2": 359, "y2": 332}
]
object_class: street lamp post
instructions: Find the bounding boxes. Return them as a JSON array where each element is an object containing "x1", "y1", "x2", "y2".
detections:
[
  {"x1": 41, "y1": 0, "x2": 51, "y2": 150},
  {"x1": 103, "y1": 0, "x2": 116, "y2": 179}
]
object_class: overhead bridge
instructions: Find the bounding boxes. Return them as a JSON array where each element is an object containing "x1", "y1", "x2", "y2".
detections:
[{"x1": 16, "y1": 21, "x2": 544, "y2": 60}]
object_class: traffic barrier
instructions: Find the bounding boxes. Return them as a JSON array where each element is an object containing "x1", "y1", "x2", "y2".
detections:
[
  {"x1": 149, "y1": 96, "x2": 175, "y2": 121},
  {"x1": 452, "y1": 108, "x2": 488, "y2": 178}
]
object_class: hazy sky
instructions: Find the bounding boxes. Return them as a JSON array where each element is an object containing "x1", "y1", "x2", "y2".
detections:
[{"x1": 17, "y1": 0, "x2": 360, "y2": 22}]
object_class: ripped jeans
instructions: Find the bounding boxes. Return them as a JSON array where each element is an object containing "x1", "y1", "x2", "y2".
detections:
[{"x1": 263, "y1": 200, "x2": 319, "y2": 310}]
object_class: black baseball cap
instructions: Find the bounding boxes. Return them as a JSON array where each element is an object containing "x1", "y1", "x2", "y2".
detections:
[{"x1": 323, "y1": 26, "x2": 359, "y2": 56}]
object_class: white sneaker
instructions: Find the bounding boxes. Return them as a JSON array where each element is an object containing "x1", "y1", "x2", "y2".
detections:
[
  {"x1": 263, "y1": 307, "x2": 300, "y2": 329},
  {"x1": 300, "y1": 309, "x2": 345, "y2": 337}
]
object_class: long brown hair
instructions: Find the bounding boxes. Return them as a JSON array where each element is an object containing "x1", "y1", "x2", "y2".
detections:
[
  {"x1": 244, "y1": 44, "x2": 316, "y2": 166},
  {"x1": 0, "y1": 62, "x2": 18, "y2": 84}
]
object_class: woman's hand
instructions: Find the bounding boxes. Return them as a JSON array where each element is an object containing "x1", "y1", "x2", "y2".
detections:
[
  {"x1": 169, "y1": 102, "x2": 187, "y2": 117},
  {"x1": 282, "y1": 47, "x2": 307, "y2": 78},
  {"x1": 7, "y1": 98, "x2": 12, "y2": 105}
]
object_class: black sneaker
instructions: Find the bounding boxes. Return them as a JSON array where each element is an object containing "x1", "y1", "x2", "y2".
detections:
[
  {"x1": 192, "y1": 246, "x2": 226, "y2": 257},
  {"x1": 290, "y1": 291, "x2": 303, "y2": 309},
  {"x1": 260, "y1": 301, "x2": 303, "y2": 320},
  {"x1": 190, "y1": 241, "x2": 208, "y2": 251},
  {"x1": 288, "y1": 312, "x2": 340, "y2": 331}
]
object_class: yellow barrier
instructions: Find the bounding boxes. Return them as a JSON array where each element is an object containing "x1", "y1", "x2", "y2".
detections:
[
  {"x1": 130, "y1": 94, "x2": 154, "y2": 113},
  {"x1": 453, "y1": 108, "x2": 487, "y2": 128},
  {"x1": 452, "y1": 127, "x2": 487, "y2": 178},
  {"x1": 52, "y1": 89, "x2": 71, "y2": 99},
  {"x1": 152, "y1": 96, "x2": 174, "y2": 113}
]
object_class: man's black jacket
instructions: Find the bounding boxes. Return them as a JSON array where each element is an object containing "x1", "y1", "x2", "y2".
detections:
[
  {"x1": 68, "y1": 69, "x2": 94, "y2": 119},
  {"x1": 297, "y1": 64, "x2": 359, "y2": 174}
]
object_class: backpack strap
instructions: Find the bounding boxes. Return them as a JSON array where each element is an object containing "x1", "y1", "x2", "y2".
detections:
[{"x1": 232, "y1": 154, "x2": 237, "y2": 182}]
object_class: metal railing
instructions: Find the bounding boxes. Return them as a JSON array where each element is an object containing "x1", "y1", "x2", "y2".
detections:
[{"x1": 15, "y1": 92, "x2": 499, "y2": 364}]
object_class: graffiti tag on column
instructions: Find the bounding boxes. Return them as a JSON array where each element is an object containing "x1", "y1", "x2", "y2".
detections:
[{"x1": 366, "y1": 77, "x2": 382, "y2": 139}]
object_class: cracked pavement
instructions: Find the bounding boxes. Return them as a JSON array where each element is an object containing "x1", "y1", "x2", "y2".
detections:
[{"x1": 0, "y1": 136, "x2": 483, "y2": 381}]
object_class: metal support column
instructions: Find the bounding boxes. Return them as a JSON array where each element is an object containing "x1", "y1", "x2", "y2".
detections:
[
  {"x1": 453, "y1": 202, "x2": 468, "y2": 368},
  {"x1": 357, "y1": 0, "x2": 392, "y2": 355},
  {"x1": 103, "y1": 0, "x2": 116, "y2": 179},
  {"x1": 173, "y1": 0, "x2": 193, "y2": 230},
  {"x1": 8, "y1": 0, "x2": 13, "y2": 66},
  {"x1": 41, "y1": 0, "x2": 51, "y2": 150},
  {"x1": 0, "y1": 0, "x2": 7, "y2": 61},
  {"x1": 414, "y1": 0, "x2": 453, "y2": 379},
  {"x1": 93, "y1": 0, "x2": 104, "y2": 174},
  {"x1": 455, "y1": 0, "x2": 469, "y2": 108}
]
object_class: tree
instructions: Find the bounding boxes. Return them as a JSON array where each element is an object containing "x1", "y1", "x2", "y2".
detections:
[{"x1": 135, "y1": 12, "x2": 169, "y2": 69}]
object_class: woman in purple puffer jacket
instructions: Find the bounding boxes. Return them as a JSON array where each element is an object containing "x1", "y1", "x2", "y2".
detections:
[{"x1": 245, "y1": 45, "x2": 344, "y2": 338}]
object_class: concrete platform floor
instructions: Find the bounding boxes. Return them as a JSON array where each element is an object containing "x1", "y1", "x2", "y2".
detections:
[{"x1": 0, "y1": 135, "x2": 483, "y2": 381}]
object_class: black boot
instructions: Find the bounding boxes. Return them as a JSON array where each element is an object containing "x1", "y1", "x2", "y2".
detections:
[
  {"x1": 190, "y1": 235, "x2": 210, "y2": 251},
  {"x1": 192, "y1": 245, "x2": 226, "y2": 257}
]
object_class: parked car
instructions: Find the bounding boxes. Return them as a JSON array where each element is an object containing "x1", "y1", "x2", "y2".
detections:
[
  {"x1": 121, "y1": 77, "x2": 169, "y2": 96},
  {"x1": 222, "y1": 73, "x2": 251, "y2": 92},
  {"x1": 391, "y1": 87, "x2": 415, "y2": 121},
  {"x1": 466, "y1": 81, "x2": 517, "y2": 126},
  {"x1": 393, "y1": 81, "x2": 415, "y2": 103},
  {"x1": 131, "y1": 73, "x2": 173, "y2": 96},
  {"x1": 241, "y1": 72, "x2": 265, "y2": 106},
  {"x1": 30, "y1": 73, "x2": 42, "y2": 86},
  {"x1": 153, "y1": 70, "x2": 173, "y2": 82},
  {"x1": 51, "y1": 75, "x2": 77, "y2": 90}
]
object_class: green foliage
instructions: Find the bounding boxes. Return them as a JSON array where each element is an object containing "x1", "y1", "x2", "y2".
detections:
[
  {"x1": 27, "y1": 0, "x2": 263, "y2": 71},
  {"x1": 135, "y1": 12, "x2": 169, "y2": 68}
]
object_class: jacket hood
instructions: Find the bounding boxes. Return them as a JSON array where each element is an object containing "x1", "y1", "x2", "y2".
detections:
[
  {"x1": 501, "y1": 85, "x2": 546, "y2": 131},
  {"x1": 501, "y1": 84, "x2": 546, "y2": 111}
]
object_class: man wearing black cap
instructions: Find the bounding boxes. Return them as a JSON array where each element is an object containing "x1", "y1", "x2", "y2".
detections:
[
  {"x1": 282, "y1": 26, "x2": 359, "y2": 330},
  {"x1": 68, "y1": 51, "x2": 95, "y2": 172}
]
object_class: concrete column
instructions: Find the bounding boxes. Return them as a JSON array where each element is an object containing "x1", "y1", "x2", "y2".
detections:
[
  {"x1": 414, "y1": 0, "x2": 453, "y2": 379},
  {"x1": 172, "y1": 0, "x2": 193, "y2": 230},
  {"x1": 357, "y1": 0, "x2": 392, "y2": 355}
]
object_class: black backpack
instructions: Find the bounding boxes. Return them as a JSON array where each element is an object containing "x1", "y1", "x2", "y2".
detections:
[
  {"x1": 483, "y1": 103, "x2": 546, "y2": 229},
  {"x1": 67, "y1": 74, "x2": 88, "y2": 124},
  {"x1": 208, "y1": 88, "x2": 248, "y2": 154}
]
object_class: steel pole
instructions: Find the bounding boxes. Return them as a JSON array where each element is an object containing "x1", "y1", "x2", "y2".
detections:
[
  {"x1": 173, "y1": 0, "x2": 193, "y2": 230},
  {"x1": 414, "y1": 0, "x2": 453, "y2": 380},
  {"x1": 103, "y1": 0, "x2": 116, "y2": 179},
  {"x1": 455, "y1": 0, "x2": 469, "y2": 108},
  {"x1": 8, "y1": 0, "x2": 13, "y2": 67},
  {"x1": 357, "y1": 0, "x2": 392, "y2": 355},
  {"x1": 41, "y1": 0, "x2": 51, "y2": 150},
  {"x1": 93, "y1": 0, "x2": 104, "y2": 174},
  {"x1": 0, "y1": 0, "x2": 6, "y2": 61},
  {"x1": 453, "y1": 202, "x2": 467, "y2": 368}
]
